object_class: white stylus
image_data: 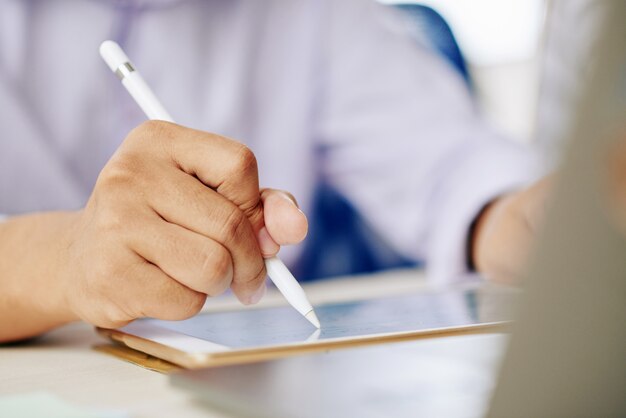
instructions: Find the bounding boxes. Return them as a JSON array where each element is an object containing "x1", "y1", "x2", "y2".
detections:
[{"x1": 99, "y1": 40, "x2": 321, "y2": 329}]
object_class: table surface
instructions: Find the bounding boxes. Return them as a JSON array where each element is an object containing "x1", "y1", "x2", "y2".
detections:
[{"x1": 0, "y1": 269, "x2": 509, "y2": 418}]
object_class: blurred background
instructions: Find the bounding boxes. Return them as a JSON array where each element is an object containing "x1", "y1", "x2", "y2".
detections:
[
  {"x1": 297, "y1": 0, "x2": 548, "y2": 280},
  {"x1": 380, "y1": 0, "x2": 546, "y2": 144}
]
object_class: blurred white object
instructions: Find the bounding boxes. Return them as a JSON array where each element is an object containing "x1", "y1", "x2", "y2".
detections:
[
  {"x1": 382, "y1": 0, "x2": 546, "y2": 142},
  {"x1": 382, "y1": 0, "x2": 546, "y2": 65}
]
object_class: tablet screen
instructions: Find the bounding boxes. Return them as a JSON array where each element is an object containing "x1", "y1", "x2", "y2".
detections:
[{"x1": 127, "y1": 286, "x2": 515, "y2": 351}]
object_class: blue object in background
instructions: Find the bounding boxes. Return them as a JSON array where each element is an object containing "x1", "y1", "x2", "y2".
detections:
[
  {"x1": 293, "y1": 4, "x2": 471, "y2": 281},
  {"x1": 395, "y1": 4, "x2": 472, "y2": 87}
]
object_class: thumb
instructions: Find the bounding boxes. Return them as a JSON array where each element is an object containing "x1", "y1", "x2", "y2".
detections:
[{"x1": 259, "y1": 189, "x2": 308, "y2": 255}]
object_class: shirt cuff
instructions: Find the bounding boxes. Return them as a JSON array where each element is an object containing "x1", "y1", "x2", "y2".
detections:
[{"x1": 426, "y1": 142, "x2": 541, "y2": 284}]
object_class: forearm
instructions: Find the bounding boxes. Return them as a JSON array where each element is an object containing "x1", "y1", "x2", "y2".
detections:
[{"x1": 0, "y1": 212, "x2": 79, "y2": 343}]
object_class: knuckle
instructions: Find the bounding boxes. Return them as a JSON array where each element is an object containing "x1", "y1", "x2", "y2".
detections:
[
  {"x1": 220, "y1": 206, "x2": 248, "y2": 242},
  {"x1": 200, "y1": 246, "x2": 232, "y2": 286},
  {"x1": 179, "y1": 292, "x2": 206, "y2": 319},
  {"x1": 92, "y1": 201, "x2": 137, "y2": 237},
  {"x1": 231, "y1": 144, "x2": 258, "y2": 176},
  {"x1": 130, "y1": 120, "x2": 170, "y2": 142},
  {"x1": 239, "y1": 260, "x2": 267, "y2": 289},
  {"x1": 80, "y1": 298, "x2": 132, "y2": 329},
  {"x1": 126, "y1": 120, "x2": 175, "y2": 160},
  {"x1": 97, "y1": 157, "x2": 139, "y2": 191}
]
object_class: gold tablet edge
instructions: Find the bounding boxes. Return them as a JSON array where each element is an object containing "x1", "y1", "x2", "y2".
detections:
[
  {"x1": 92, "y1": 342, "x2": 182, "y2": 374},
  {"x1": 96, "y1": 321, "x2": 511, "y2": 370}
]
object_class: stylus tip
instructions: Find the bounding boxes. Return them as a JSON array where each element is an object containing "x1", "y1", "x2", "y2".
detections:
[{"x1": 305, "y1": 310, "x2": 321, "y2": 329}]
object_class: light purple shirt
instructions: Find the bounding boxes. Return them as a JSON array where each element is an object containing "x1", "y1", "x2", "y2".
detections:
[{"x1": 0, "y1": 0, "x2": 536, "y2": 281}]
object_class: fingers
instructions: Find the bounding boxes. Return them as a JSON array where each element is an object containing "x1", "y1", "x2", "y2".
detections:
[
  {"x1": 128, "y1": 215, "x2": 233, "y2": 297},
  {"x1": 127, "y1": 121, "x2": 265, "y2": 230},
  {"x1": 261, "y1": 189, "x2": 308, "y2": 247},
  {"x1": 119, "y1": 122, "x2": 309, "y2": 305},
  {"x1": 145, "y1": 167, "x2": 267, "y2": 303},
  {"x1": 128, "y1": 262, "x2": 208, "y2": 321},
  {"x1": 85, "y1": 254, "x2": 208, "y2": 328},
  {"x1": 73, "y1": 121, "x2": 301, "y2": 331}
]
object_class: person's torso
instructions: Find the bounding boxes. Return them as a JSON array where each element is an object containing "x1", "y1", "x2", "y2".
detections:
[{"x1": 0, "y1": 0, "x2": 323, "y2": 221}]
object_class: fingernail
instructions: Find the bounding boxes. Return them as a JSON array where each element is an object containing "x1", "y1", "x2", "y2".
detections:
[
  {"x1": 278, "y1": 192, "x2": 299, "y2": 208},
  {"x1": 257, "y1": 226, "x2": 279, "y2": 257},
  {"x1": 248, "y1": 283, "x2": 267, "y2": 305},
  {"x1": 275, "y1": 193, "x2": 306, "y2": 221}
]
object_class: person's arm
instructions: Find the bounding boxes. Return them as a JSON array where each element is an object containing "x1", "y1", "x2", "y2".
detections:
[
  {"x1": 0, "y1": 121, "x2": 307, "y2": 343},
  {"x1": 316, "y1": 0, "x2": 539, "y2": 283},
  {"x1": 468, "y1": 176, "x2": 553, "y2": 283},
  {"x1": 466, "y1": 0, "x2": 608, "y2": 283},
  {"x1": 0, "y1": 211, "x2": 79, "y2": 341}
]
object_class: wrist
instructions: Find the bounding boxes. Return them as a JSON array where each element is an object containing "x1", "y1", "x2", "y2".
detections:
[
  {"x1": 47, "y1": 211, "x2": 83, "y2": 324},
  {"x1": 0, "y1": 211, "x2": 82, "y2": 342}
]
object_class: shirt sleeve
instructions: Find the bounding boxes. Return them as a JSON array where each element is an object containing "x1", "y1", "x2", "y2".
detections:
[{"x1": 315, "y1": 0, "x2": 540, "y2": 283}]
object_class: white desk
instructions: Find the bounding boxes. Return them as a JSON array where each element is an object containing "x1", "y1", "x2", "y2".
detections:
[{"x1": 0, "y1": 269, "x2": 508, "y2": 418}]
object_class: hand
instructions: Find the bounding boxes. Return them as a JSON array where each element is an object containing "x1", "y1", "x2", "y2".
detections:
[
  {"x1": 607, "y1": 134, "x2": 626, "y2": 234},
  {"x1": 56, "y1": 121, "x2": 307, "y2": 329},
  {"x1": 470, "y1": 176, "x2": 553, "y2": 284}
]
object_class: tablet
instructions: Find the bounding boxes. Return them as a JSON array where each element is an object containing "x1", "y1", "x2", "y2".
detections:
[{"x1": 98, "y1": 284, "x2": 517, "y2": 369}]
